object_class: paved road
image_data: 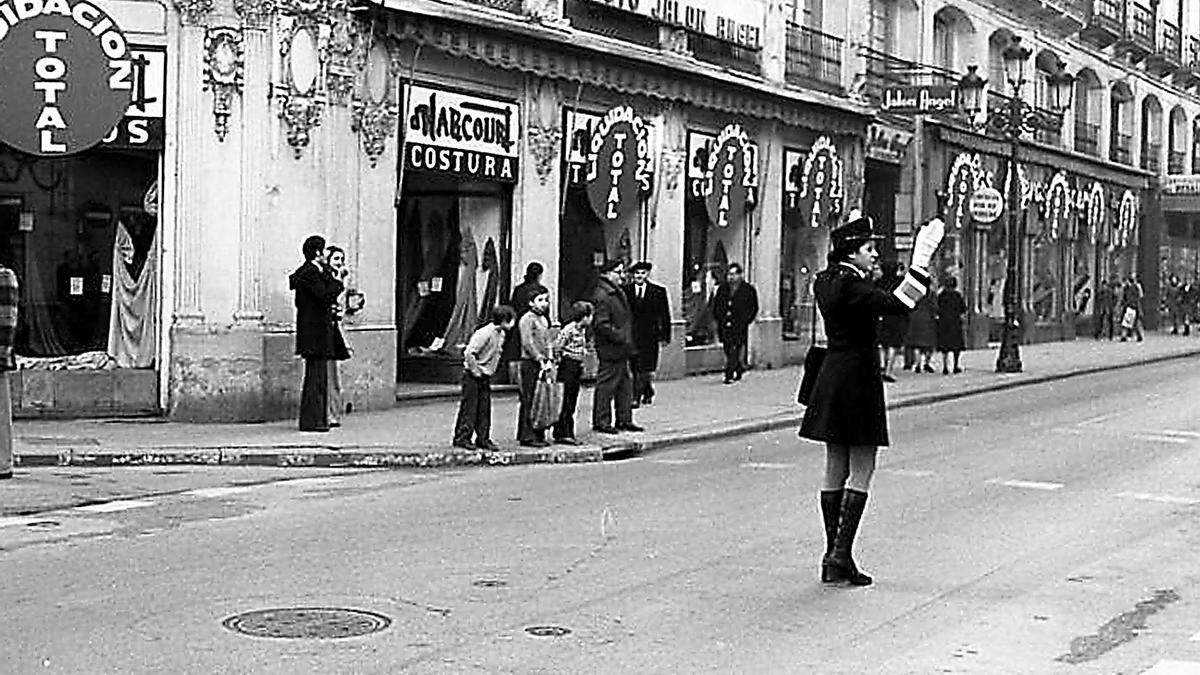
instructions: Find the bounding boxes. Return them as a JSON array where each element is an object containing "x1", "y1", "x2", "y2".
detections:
[{"x1": 4, "y1": 359, "x2": 1200, "y2": 674}]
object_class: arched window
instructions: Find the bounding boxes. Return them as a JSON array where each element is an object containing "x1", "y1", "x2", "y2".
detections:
[
  {"x1": 1141, "y1": 96, "x2": 1163, "y2": 173},
  {"x1": 1168, "y1": 106, "x2": 1187, "y2": 174},
  {"x1": 1073, "y1": 69, "x2": 1103, "y2": 156},
  {"x1": 1109, "y1": 82, "x2": 1134, "y2": 165}
]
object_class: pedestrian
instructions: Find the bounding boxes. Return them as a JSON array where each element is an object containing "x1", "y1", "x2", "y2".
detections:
[
  {"x1": 799, "y1": 211, "x2": 945, "y2": 587},
  {"x1": 623, "y1": 261, "x2": 671, "y2": 406},
  {"x1": 905, "y1": 285, "x2": 938, "y2": 372},
  {"x1": 591, "y1": 259, "x2": 642, "y2": 434},
  {"x1": 552, "y1": 300, "x2": 594, "y2": 445},
  {"x1": 875, "y1": 261, "x2": 908, "y2": 383},
  {"x1": 1120, "y1": 275, "x2": 1144, "y2": 342},
  {"x1": 452, "y1": 305, "x2": 516, "y2": 451},
  {"x1": 288, "y1": 235, "x2": 349, "y2": 432},
  {"x1": 1167, "y1": 275, "x2": 1184, "y2": 335},
  {"x1": 1094, "y1": 278, "x2": 1115, "y2": 340},
  {"x1": 326, "y1": 245, "x2": 351, "y2": 427},
  {"x1": 517, "y1": 287, "x2": 554, "y2": 448},
  {"x1": 502, "y1": 262, "x2": 548, "y2": 373},
  {"x1": 712, "y1": 262, "x2": 759, "y2": 384},
  {"x1": 936, "y1": 276, "x2": 966, "y2": 374},
  {"x1": 0, "y1": 257, "x2": 18, "y2": 480},
  {"x1": 1183, "y1": 278, "x2": 1197, "y2": 336}
]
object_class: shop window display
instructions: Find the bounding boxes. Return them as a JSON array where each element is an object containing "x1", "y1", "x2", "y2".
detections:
[
  {"x1": 558, "y1": 184, "x2": 633, "y2": 320},
  {"x1": 780, "y1": 208, "x2": 821, "y2": 340},
  {"x1": 1030, "y1": 234, "x2": 1061, "y2": 323}
]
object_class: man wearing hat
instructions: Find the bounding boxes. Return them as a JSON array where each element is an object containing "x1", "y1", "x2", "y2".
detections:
[
  {"x1": 591, "y1": 259, "x2": 642, "y2": 434},
  {"x1": 623, "y1": 261, "x2": 671, "y2": 406}
]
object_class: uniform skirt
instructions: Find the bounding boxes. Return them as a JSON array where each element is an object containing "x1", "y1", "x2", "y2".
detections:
[{"x1": 799, "y1": 348, "x2": 889, "y2": 447}]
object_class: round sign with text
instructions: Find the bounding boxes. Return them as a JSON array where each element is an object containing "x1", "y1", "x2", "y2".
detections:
[
  {"x1": 968, "y1": 186, "x2": 1004, "y2": 224},
  {"x1": 0, "y1": 0, "x2": 133, "y2": 156},
  {"x1": 704, "y1": 124, "x2": 757, "y2": 228},
  {"x1": 584, "y1": 106, "x2": 654, "y2": 222}
]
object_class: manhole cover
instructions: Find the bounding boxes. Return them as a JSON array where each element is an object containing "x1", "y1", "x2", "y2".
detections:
[
  {"x1": 525, "y1": 625, "x2": 571, "y2": 637},
  {"x1": 222, "y1": 607, "x2": 391, "y2": 639}
]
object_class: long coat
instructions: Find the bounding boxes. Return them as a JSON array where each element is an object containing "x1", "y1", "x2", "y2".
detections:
[
  {"x1": 289, "y1": 262, "x2": 349, "y2": 359},
  {"x1": 591, "y1": 276, "x2": 636, "y2": 362},
  {"x1": 799, "y1": 263, "x2": 922, "y2": 447},
  {"x1": 712, "y1": 281, "x2": 759, "y2": 344},
  {"x1": 623, "y1": 281, "x2": 671, "y2": 372}
]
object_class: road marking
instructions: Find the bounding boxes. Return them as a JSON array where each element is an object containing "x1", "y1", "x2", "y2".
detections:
[
  {"x1": 651, "y1": 459, "x2": 696, "y2": 465},
  {"x1": 184, "y1": 486, "x2": 256, "y2": 498},
  {"x1": 740, "y1": 462, "x2": 795, "y2": 470},
  {"x1": 73, "y1": 499, "x2": 155, "y2": 513},
  {"x1": 987, "y1": 479, "x2": 1064, "y2": 491},
  {"x1": 882, "y1": 469, "x2": 935, "y2": 478},
  {"x1": 0, "y1": 516, "x2": 41, "y2": 529},
  {"x1": 1160, "y1": 429, "x2": 1200, "y2": 439},
  {"x1": 279, "y1": 477, "x2": 344, "y2": 487},
  {"x1": 1129, "y1": 433, "x2": 1191, "y2": 445},
  {"x1": 1078, "y1": 412, "x2": 1121, "y2": 426},
  {"x1": 1116, "y1": 492, "x2": 1200, "y2": 506},
  {"x1": 1139, "y1": 661, "x2": 1200, "y2": 675}
]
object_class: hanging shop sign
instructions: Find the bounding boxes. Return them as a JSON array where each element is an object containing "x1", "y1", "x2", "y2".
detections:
[
  {"x1": 1085, "y1": 182, "x2": 1105, "y2": 246},
  {"x1": 968, "y1": 186, "x2": 1003, "y2": 224},
  {"x1": 0, "y1": 0, "x2": 135, "y2": 156},
  {"x1": 788, "y1": 137, "x2": 843, "y2": 227},
  {"x1": 100, "y1": 47, "x2": 165, "y2": 151},
  {"x1": 584, "y1": 105, "x2": 654, "y2": 221},
  {"x1": 1043, "y1": 171, "x2": 1071, "y2": 240},
  {"x1": 703, "y1": 124, "x2": 758, "y2": 227},
  {"x1": 865, "y1": 123, "x2": 913, "y2": 164},
  {"x1": 582, "y1": 0, "x2": 763, "y2": 49},
  {"x1": 1116, "y1": 190, "x2": 1139, "y2": 249},
  {"x1": 946, "y1": 153, "x2": 983, "y2": 229},
  {"x1": 402, "y1": 84, "x2": 519, "y2": 183},
  {"x1": 563, "y1": 109, "x2": 601, "y2": 187},
  {"x1": 881, "y1": 85, "x2": 959, "y2": 115}
]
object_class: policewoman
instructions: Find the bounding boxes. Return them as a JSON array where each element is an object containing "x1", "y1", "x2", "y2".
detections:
[{"x1": 799, "y1": 211, "x2": 944, "y2": 586}]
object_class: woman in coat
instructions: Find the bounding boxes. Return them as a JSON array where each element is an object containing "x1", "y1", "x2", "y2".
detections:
[
  {"x1": 936, "y1": 276, "x2": 967, "y2": 374},
  {"x1": 799, "y1": 212, "x2": 944, "y2": 586}
]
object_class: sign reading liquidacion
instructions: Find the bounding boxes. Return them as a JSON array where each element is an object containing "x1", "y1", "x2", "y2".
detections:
[{"x1": 0, "y1": 0, "x2": 134, "y2": 156}]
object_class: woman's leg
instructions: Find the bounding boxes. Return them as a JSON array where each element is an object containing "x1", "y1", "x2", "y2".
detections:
[
  {"x1": 823, "y1": 443, "x2": 850, "y2": 490},
  {"x1": 827, "y1": 446, "x2": 878, "y2": 586},
  {"x1": 941, "y1": 351, "x2": 949, "y2": 374},
  {"x1": 819, "y1": 444, "x2": 850, "y2": 581},
  {"x1": 953, "y1": 350, "x2": 962, "y2": 372}
]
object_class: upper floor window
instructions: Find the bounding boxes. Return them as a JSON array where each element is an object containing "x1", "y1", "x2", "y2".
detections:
[{"x1": 869, "y1": 0, "x2": 896, "y2": 54}]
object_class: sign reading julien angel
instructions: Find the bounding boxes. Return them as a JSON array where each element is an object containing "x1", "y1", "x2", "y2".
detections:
[
  {"x1": 585, "y1": 105, "x2": 654, "y2": 222},
  {"x1": 0, "y1": 0, "x2": 135, "y2": 156}
]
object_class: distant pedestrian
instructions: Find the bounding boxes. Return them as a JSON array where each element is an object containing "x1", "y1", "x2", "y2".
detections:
[
  {"x1": 1094, "y1": 278, "x2": 1116, "y2": 340},
  {"x1": 936, "y1": 276, "x2": 966, "y2": 374},
  {"x1": 876, "y1": 261, "x2": 908, "y2": 382},
  {"x1": 1120, "y1": 275, "x2": 1144, "y2": 342},
  {"x1": 453, "y1": 305, "x2": 516, "y2": 451},
  {"x1": 517, "y1": 287, "x2": 554, "y2": 447},
  {"x1": 712, "y1": 262, "x2": 759, "y2": 384},
  {"x1": 1167, "y1": 275, "x2": 1184, "y2": 335},
  {"x1": 552, "y1": 300, "x2": 594, "y2": 445},
  {"x1": 502, "y1": 262, "x2": 548, "y2": 372},
  {"x1": 0, "y1": 258, "x2": 18, "y2": 480},
  {"x1": 1183, "y1": 279, "x2": 1197, "y2": 336},
  {"x1": 905, "y1": 288, "x2": 938, "y2": 372},
  {"x1": 326, "y1": 245, "x2": 351, "y2": 427},
  {"x1": 289, "y1": 235, "x2": 348, "y2": 432},
  {"x1": 623, "y1": 261, "x2": 671, "y2": 406},
  {"x1": 591, "y1": 259, "x2": 642, "y2": 434},
  {"x1": 800, "y1": 212, "x2": 945, "y2": 587}
]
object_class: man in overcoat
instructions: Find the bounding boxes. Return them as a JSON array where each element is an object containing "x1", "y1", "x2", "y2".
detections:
[
  {"x1": 591, "y1": 259, "x2": 642, "y2": 434},
  {"x1": 289, "y1": 235, "x2": 348, "y2": 432},
  {"x1": 623, "y1": 261, "x2": 671, "y2": 406},
  {"x1": 0, "y1": 257, "x2": 17, "y2": 479},
  {"x1": 712, "y1": 262, "x2": 759, "y2": 384}
]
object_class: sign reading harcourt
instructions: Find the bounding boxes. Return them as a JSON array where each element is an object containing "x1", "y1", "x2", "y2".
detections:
[
  {"x1": 0, "y1": 0, "x2": 135, "y2": 156},
  {"x1": 881, "y1": 85, "x2": 959, "y2": 115},
  {"x1": 585, "y1": 105, "x2": 654, "y2": 222},
  {"x1": 402, "y1": 84, "x2": 519, "y2": 182}
]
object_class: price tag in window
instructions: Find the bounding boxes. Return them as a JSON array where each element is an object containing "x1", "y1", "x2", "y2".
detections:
[
  {"x1": 101, "y1": 274, "x2": 112, "y2": 293},
  {"x1": 417, "y1": 280, "x2": 430, "y2": 297},
  {"x1": 431, "y1": 276, "x2": 443, "y2": 292},
  {"x1": 70, "y1": 277, "x2": 84, "y2": 296},
  {"x1": 593, "y1": 252, "x2": 605, "y2": 267},
  {"x1": 690, "y1": 280, "x2": 702, "y2": 294}
]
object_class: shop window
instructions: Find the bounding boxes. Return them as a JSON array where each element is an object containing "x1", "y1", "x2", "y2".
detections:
[
  {"x1": 780, "y1": 210, "x2": 821, "y2": 340},
  {"x1": 1071, "y1": 235, "x2": 1095, "y2": 316},
  {"x1": 558, "y1": 185, "x2": 633, "y2": 320},
  {"x1": 1030, "y1": 235, "x2": 1061, "y2": 323}
]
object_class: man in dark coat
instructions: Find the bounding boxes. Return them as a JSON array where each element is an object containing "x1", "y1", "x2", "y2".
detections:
[
  {"x1": 712, "y1": 262, "x2": 759, "y2": 384},
  {"x1": 623, "y1": 261, "x2": 671, "y2": 406},
  {"x1": 501, "y1": 261, "x2": 547, "y2": 374},
  {"x1": 0, "y1": 257, "x2": 17, "y2": 479},
  {"x1": 289, "y1": 235, "x2": 347, "y2": 432},
  {"x1": 591, "y1": 259, "x2": 642, "y2": 434}
]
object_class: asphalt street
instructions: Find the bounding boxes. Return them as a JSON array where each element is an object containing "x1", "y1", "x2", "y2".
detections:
[{"x1": 3, "y1": 358, "x2": 1200, "y2": 674}]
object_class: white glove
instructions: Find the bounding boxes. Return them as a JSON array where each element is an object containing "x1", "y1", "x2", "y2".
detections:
[{"x1": 910, "y1": 217, "x2": 945, "y2": 274}]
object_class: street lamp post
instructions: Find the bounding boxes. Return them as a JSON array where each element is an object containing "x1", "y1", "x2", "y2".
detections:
[{"x1": 956, "y1": 37, "x2": 1075, "y2": 373}]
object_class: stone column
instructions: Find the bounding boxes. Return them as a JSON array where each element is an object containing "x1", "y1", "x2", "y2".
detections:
[
  {"x1": 651, "y1": 106, "x2": 688, "y2": 379},
  {"x1": 751, "y1": 122, "x2": 784, "y2": 369},
  {"x1": 235, "y1": 11, "x2": 270, "y2": 324},
  {"x1": 173, "y1": 7, "x2": 210, "y2": 326}
]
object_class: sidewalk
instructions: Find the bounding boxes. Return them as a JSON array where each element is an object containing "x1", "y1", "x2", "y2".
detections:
[{"x1": 11, "y1": 332, "x2": 1200, "y2": 470}]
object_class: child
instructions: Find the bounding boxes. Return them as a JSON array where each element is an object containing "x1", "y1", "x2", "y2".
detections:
[
  {"x1": 552, "y1": 301, "x2": 594, "y2": 445},
  {"x1": 936, "y1": 276, "x2": 966, "y2": 374},
  {"x1": 517, "y1": 289, "x2": 554, "y2": 447},
  {"x1": 452, "y1": 305, "x2": 516, "y2": 451}
]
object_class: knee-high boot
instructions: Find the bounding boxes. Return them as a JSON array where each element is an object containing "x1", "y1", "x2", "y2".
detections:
[
  {"x1": 819, "y1": 489, "x2": 843, "y2": 582},
  {"x1": 827, "y1": 488, "x2": 873, "y2": 586}
]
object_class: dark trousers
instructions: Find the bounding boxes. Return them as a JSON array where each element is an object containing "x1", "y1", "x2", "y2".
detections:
[
  {"x1": 1095, "y1": 309, "x2": 1114, "y2": 340},
  {"x1": 593, "y1": 358, "x2": 633, "y2": 428},
  {"x1": 722, "y1": 339, "x2": 747, "y2": 381},
  {"x1": 517, "y1": 359, "x2": 545, "y2": 443},
  {"x1": 554, "y1": 358, "x2": 583, "y2": 440},
  {"x1": 299, "y1": 357, "x2": 330, "y2": 431},
  {"x1": 631, "y1": 363, "x2": 655, "y2": 403},
  {"x1": 453, "y1": 373, "x2": 492, "y2": 445}
]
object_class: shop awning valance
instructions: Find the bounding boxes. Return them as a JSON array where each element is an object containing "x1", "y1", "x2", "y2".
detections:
[
  {"x1": 380, "y1": 9, "x2": 870, "y2": 137},
  {"x1": 1162, "y1": 194, "x2": 1200, "y2": 213}
]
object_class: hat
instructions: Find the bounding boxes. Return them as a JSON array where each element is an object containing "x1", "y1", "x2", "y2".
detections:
[
  {"x1": 630, "y1": 261, "x2": 653, "y2": 273},
  {"x1": 597, "y1": 259, "x2": 624, "y2": 273},
  {"x1": 830, "y1": 209, "x2": 885, "y2": 252}
]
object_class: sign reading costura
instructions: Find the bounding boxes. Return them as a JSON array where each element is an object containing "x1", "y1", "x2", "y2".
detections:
[
  {"x1": 0, "y1": 0, "x2": 135, "y2": 156},
  {"x1": 402, "y1": 84, "x2": 520, "y2": 183},
  {"x1": 584, "y1": 105, "x2": 654, "y2": 222}
]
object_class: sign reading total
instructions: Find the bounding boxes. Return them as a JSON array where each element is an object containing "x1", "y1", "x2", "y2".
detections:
[
  {"x1": 585, "y1": 0, "x2": 763, "y2": 49},
  {"x1": 0, "y1": 0, "x2": 135, "y2": 156},
  {"x1": 402, "y1": 84, "x2": 520, "y2": 182},
  {"x1": 703, "y1": 124, "x2": 757, "y2": 227},
  {"x1": 584, "y1": 105, "x2": 654, "y2": 222},
  {"x1": 968, "y1": 186, "x2": 1004, "y2": 224}
]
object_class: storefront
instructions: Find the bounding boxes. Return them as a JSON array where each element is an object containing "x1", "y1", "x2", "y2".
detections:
[
  {"x1": 1160, "y1": 176, "x2": 1200, "y2": 291},
  {"x1": 862, "y1": 121, "x2": 914, "y2": 261},
  {"x1": 1, "y1": 0, "x2": 169, "y2": 416}
]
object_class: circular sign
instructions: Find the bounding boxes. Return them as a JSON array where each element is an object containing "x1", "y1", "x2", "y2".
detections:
[
  {"x1": 0, "y1": 1, "x2": 134, "y2": 156},
  {"x1": 584, "y1": 106, "x2": 653, "y2": 222},
  {"x1": 704, "y1": 124, "x2": 757, "y2": 227},
  {"x1": 968, "y1": 186, "x2": 1004, "y2": 224}
]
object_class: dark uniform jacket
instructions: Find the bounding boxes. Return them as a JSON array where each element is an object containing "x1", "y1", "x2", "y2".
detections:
[
  {"x1": 623, "y1": 281, "x2": 671, "y2": 372},
  {"x1": 289, "y1": 261, "x2": 349, "y2": 359},
  {"x1": 591, "y1": 277, "x2": 636, "y2": 362},
  {"x1": 0, "y1": 265, "x2": 17, "y2": 372},
  {"x1": 712, "y1": 281, "x2": 759, "y2": 344},
  {"x1": 799, "y1": 262, "x2": 928, "y2": 447}
]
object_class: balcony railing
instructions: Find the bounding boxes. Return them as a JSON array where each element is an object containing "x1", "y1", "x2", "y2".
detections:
[
  {"x1": 785, "y1": 23, "x2": 844, "y2": 91},
  {"x1": 1111, "y1": 132, "x2": 1132, "y2": 164},
  {"x1": 1075, "y1": 120, "x2": 1100, "y2": 156},
  {"x1": 688, "y1": 32, "x2": 761, "y2": 75},
  {"x1": 1141, "y1": 141, "x2": 1162, "y2": 171},
  {"x1": 1190, "y1": 36, "x2": 1200, "y2": 68},
  {"x1": 1169, "y1": 150, "x2": 1187, "y2": 174},
  {"x1": 461, "y1": 0, "x2": 522, "y2": 12},
  {"x1": 1091, "y1": 0, "x2": 1120, "y2": 23},
  {"x1": 1126, "y1": 3, "x2": 1155, "y2": 49},
  {"x1": 862, "y1": 47, "x2": 958, "y2": 106},
  {"x1": 562, "y1": 0, "x2": 660, "y2": 48},
  {"x1": 1159, "y1": 21, "x2": 1182, "y2": 60}
]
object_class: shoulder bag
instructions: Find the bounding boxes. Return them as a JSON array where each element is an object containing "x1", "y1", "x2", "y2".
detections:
[{"x1": 796, "y1": 297, "x2": 825, "y2": 406}]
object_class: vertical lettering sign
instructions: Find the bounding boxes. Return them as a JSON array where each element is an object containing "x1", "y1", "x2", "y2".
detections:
[
  {"x1": 563, "y1": 109, "x2": 601, "y2": 187},
  {"x1": 1117, "y1": 190, "x2": 1138, "y2": 249},
  {"x1": 101, "y1": 47, "x2": 166, "y2": 150},
  {"x1": 796, "y1": 136, "x2": 843, "y2": 228},
  {"x1": 1086, "y1": 182, "x2": 1105, "y2": 246},
  {"x1": 946, "y1": 153, "x2": 981, "y2": 229},
  {"x1": 703, "y1": 124, "x2": 757, "y2": 227},
  {"x1": 783, "y1": 148, "x2": 804, "y2": 212},
  {"x1": 584, "y1": 105, "x2": 654, "y2": 221},
  {"x1": 0, "y1": 0, "x2": 134, "y2": 156},
  {"x1": 402, "y1": 84, "x2": 520, "y2": 183},
  {"x1": 1043, "y1": 171, "x2": 1071, "y2": 241}
]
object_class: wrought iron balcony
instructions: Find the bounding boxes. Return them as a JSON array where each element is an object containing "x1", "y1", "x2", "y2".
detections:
[
  {"x1": 1174, "y1": 36, "x2": 1200, "y2": 88},
  {"x1": 861, "y1": 47, "x2": 959, "y2": 109},
  {"x1": 1115, "y1": 3, "x2": 1156, "y2": 63},
  {"x1": 1075, "y1": 120, "x2": 1100, "y2": 156},
  {"x1": 1030, "y1": 0, "x2": 1090, "y2": 37},
  {"x1": 562, "y1": 0, "x2": 660, "y2": 48},
  {"x1": 1141, "y1": 141, "x2": 1162, "y2": 172},
  {"x1": 460, "y1": 0, "x2": 522, "y2": 13},
  {"x1": 1169, "y1": 150, "x2": 1187, "y2": 175},
  {"x1": 785, "y1": 23, "x2": 844, "y2": 93},
  {"x1": 688, "y1": 32, "x2": 762, "y2": 75},
  {"x1": 1080, "y1": 0, "x2": 1123, "y2": 48},
  {"x1": 1146, "y1": 21, "x2": 1183, "y2": 76},
  {"x1": 1110, "y1": 132, "x2": 1132, "y2": 164}
]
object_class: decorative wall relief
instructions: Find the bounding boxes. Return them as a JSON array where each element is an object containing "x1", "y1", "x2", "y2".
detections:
[
  {"x1": 325, "y1": 13, "x2": 369, "y2": 105},
  {"x1": 174, "y1": 0, "x2": 215, "y2": 26},
  {"x1": 203, "y1": 27, "x2": 245, "y2": 142},
  {"x1": 349, "y1": 42, "x2": 397, "y2": 168},
  {"x1": 275, "y1": 18, "x2": 327, "y2": 157},
  {"x1": 526, "y1": 125, "x2": 562, "y2": 185},
  {"x1": 234, "y1": 0, "x2": 277, "y2": 28},
  {"x1": 660, "y1": 148, "x2": 686, "y2": 193}
]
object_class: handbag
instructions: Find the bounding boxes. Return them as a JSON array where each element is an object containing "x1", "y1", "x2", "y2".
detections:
[
  {"x1": 797, "y1": 297, "x2": 825, "y2": 406},
  {"x1": 531, "y1": 366, "x2": 562, "y2": 430},
  {"x1": 1120, "y1": 306, "x2": 1137, "y2": 330}
]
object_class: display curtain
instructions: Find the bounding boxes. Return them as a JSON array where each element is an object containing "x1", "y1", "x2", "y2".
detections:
[
  {"x1": 477, "y1": 237, "x2": 499, "y2": 325},
  {"x1": 440, "y1": 221, "x2": 479, "y2": 355},
  {"x1": 106, "y1": 221, "x2": 157, "y2": 368},
  {"x1": 19, "y1": 251, "x2": 72, "y2": 356}
]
